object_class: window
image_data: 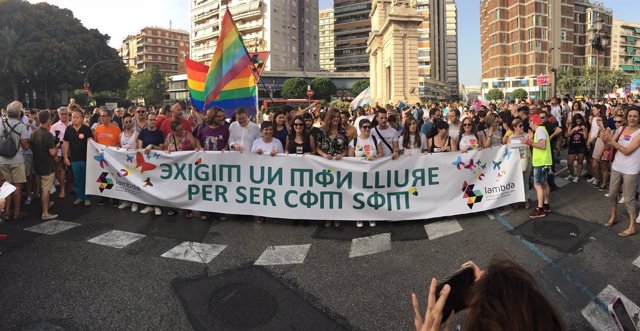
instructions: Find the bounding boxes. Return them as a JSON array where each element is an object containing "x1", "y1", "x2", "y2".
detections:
[{"x1": 561, "y1": 31, "x2": 568, "y2": 41}]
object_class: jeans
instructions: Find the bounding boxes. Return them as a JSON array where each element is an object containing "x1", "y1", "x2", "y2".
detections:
[{"x1": 71, "y1": 161, "x2": 87, "y2": 200}]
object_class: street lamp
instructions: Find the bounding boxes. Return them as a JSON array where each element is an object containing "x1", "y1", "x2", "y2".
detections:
[{"x1": 588, "y1": 18, "x2": 610, "y2": 100}]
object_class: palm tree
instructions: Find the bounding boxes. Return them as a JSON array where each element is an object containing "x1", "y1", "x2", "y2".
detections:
[{"x1": 0, "y1": 26, "x2": 25, "y2": 100}]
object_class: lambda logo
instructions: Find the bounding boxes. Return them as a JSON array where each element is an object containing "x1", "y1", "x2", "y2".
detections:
[
  {"x1": 97, "y1": 172, "x2": 114, "y2": 192},
  {"x1": 462, "y1": 181, "x2": 483, "y2": 209}
]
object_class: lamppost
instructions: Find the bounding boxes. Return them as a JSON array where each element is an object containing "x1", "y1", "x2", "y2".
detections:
[{"x1": 588, "y1": 18, "x2": 610, "y2": 100}]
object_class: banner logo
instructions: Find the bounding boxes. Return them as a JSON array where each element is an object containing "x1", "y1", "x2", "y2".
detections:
[
  {"x1": 462, "y1": 180, "x2": 483, "y2": 209},
  {"x1": 97, "y1": 172, "x2": 114, "y2": 192}
]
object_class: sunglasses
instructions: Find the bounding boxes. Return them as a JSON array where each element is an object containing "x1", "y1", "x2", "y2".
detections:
[
  {"x1": 137, "y1": 111, "x2": 145, "y2": 113},
  {"x1": 517, "y1": 124, "x2": 523, "y2": 128},
  {"x1": 615, "y1": 120, "x2": 623, "y2": 124},
  {"x1": 463, "y1": 123, "x2": 472, "y2": 127}
]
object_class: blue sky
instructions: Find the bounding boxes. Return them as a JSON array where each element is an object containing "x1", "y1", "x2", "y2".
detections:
[{"x1": 321, "y1": 0, "x2": 639, "y2": 87}]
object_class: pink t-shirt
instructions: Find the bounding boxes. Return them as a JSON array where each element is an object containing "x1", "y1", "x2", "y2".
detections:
[{"x1": 49, "y1": 121, "x2": 68, "y2": 156}]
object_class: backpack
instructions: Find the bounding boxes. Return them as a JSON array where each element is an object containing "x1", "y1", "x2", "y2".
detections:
[{"x1": 0, "y1": 119, "x2": 21, "y2": 158}]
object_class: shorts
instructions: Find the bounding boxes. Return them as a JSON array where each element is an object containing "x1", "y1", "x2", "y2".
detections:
[
  {"x1": 0, "y1": 163, "x2": 27, "y2": 184},
  {"x1": 24, "y1": 153, "x2": 34, "y2": 175},
  {"x1": 533, "y1": 166, "x2": 550, "y2": 185},
  {"x1": 567, "y1": 145, "x2": 586, "y2": 155},
  {"x1": 40, "y1": 172, "x2": 55, "y2": 192}
]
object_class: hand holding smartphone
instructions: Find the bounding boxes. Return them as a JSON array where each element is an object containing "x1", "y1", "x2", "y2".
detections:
[{"x1": 435, "y1": 267, "x2": 475, "y2": 322}]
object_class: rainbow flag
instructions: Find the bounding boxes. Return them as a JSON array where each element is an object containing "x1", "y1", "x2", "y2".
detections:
[
  {"x1": 185, "y1": 51, "x2": 270, "y2": 116},
  {"x1": 204, "y1": 9, "x2": 253, "y2": 108}
]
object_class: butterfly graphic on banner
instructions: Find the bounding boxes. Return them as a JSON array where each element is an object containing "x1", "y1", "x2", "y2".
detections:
[
  {"x1": 135, "y1": 152, "x2": 157, "y2": 173},
  {"x1": 94, "y1": 151, "x2": 108, "y2": 169}
]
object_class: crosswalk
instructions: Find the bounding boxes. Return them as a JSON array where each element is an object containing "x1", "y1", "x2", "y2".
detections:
[{"x1": 21, "y1": 217, "x2": 466, "y2": 265}]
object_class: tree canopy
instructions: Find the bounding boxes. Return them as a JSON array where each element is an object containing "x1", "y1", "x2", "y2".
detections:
[
  {"x1": 127, "y1": 65, "x2": 166, "y2": 107},
  {"x1": 350, "y1": 79, "x2": 370, "y2": 97},
  {"x1": 556, "y1": 67, "x2": 636, "y2": 98},
  {"x1": 0, "y1": 0, "x2": 130, "y2": 107},
  {"x1": 281, "y1": 77, "x2": 308, "y2": 99},
  {"x1": 486, "y1": 88, "x2": 504, "y2": 101},
  {"x1": 310, "y1": 77, "x2": 337, "y2": 101},
  {"x1": 511, "y1": 88, "x2": 528, "y2": 101}
]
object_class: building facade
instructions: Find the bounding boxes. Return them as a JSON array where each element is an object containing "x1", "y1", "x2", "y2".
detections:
[
  {"x1": 480, "y1": 0, "x2": 612, "y2": 100},
  {"x1": 334, "y1": 0, "x2": 371, "y2": 72},
  {"x1": 416, "y1": 0, "x2": 459, "y2": 101},
  {"x1": 190, "y1": 0, "x2": 319, "y2": 72},
  {"x1": 319, "y1": 8, "x2": 335, "y2": 72},
  {"x1": 611, "y1": 19, "x2": 640, "y2": 75},
  {"x1": 119, "y1": 27, "x2": 190, "y2": 75}
]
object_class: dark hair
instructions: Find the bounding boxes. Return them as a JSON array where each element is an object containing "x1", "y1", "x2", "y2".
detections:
[
  {"x1": 235, "y1": 107, "x2": 247, "y2": 116},
  {"x1": 302, "y1": 112, "x2": 313, "y2": 120},
  {"x1": 429, "y1": 107, "x2": 439, "y2": 118},
  {"x1": 170, "y1": 119, "x2": 182, "y2": 132},
  {"x1": 272, "y1": 110, "x2": 287, "y2": 130},
  {"x1": 572, "y1": 101, "x2": 582, "y2": 111},
  {"x1": 402, "y1": 117, "x2": 422, "y2": 149},
  {"x1": 358, "y1": 118, "x2": 371, "y2": 128},
  {"x1": 464, "y1": 257, "x2": 566, "y2": 331},
  {"x1": 286, "y1": 115, "x2": 310, "y2": 151},
  {"x1": 388, "y1": 114, "x2": 398, "y2": 123},
  {"x1": 517, "y1": 105, "x2": 529, "y2": 113},
  {"x1": 570, "y1": 113, "x2": 585, "y2": 129},
  {"x1": 123, "y1": 113, "x2": 133, "y2": 120},
  {"x1": 260, "y1": 121, "x2": 273, "y2": 130},
  {"x1": 37, "y1": 109, "x2": 51, "y2": 124}
]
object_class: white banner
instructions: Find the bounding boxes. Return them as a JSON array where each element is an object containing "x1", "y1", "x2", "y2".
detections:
[{"x1": 86, "y1": 140, "x2": 525, "y2": 221}]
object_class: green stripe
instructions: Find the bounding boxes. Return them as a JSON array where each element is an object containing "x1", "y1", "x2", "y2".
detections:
[
  {"x1": 217, "y1": 86, "x2": 256, "y2": 101},
  {"x1": 189, "y1": 89, "x2": 205, "y2": 100}
]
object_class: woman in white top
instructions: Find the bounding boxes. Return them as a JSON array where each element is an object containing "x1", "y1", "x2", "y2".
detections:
[
  {"x1": 457, "y1": 118, "x2": 481, "y2": 152},
  {"x1": 348, "y1": 119, "x2": 382, "y2": 228},
  {"x1": 507, "y1": 118, "x2": 532, "y2": 208},
  {"x1": 399, "y1": 117, "x2": 427, "y2": 155},
  {"x1": 601, "y1": 108, "x2": 640, "y2": 237},
  {"x1": 116, "y1": 115, "x2": 140, "y2": 213},
  {"x1": 251, "y1": 121, "x2": 284, "y2": 156}
]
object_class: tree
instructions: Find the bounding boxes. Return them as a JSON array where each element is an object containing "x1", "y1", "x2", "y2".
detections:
[
  {"x1": 511, "y1": 88, "x2": 528, "y2": 101},
  {"x1": 281, "y1": 77, "x2": 308, "y2": 99},
  {"x1": 350, "y1": 79, "x2": 370, "y2": 97},
  {"x1": 0, "y1": 0, "x2": 130, "y2": 106},
  {"x1": 310, "y1": 77, "x2": 337, "y2": 101},
  {"x1": 127, "y1": 65, "x2": 166, "y2": 106},
  {"x1": 0, "y1": 26, "x2": 25, "y2": 100},
  {"x1": 486, "y1": 88, "x2": 504, "y2": 101}
]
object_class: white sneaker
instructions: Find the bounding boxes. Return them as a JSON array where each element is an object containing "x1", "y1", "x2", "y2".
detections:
[
  {"x1": 140, "y1": 206, "x2": 153, "y2": 214},
  {"x1": 604, "y1": 193, "x2": 610, "y2": 198},
  {"x1": 118, "y1": 201, "x2": 131, "y2": 209},
  {"x1": 587, "y1": 177, "x2": 596, "y2": 183},
  {"x1": 154, "y1": 207, "x2": 162, "y2": 216},
  {"x1": 564, "y1": 175, "x2": 573, "y2": 181},
  {"x1": 54, "y1": 179, "x2": 60, "y2": 186},
  {"x1": 50, "y1": 186, "x2": 56, "y2": 194},
  {"x1": 131, "y1": 203, "x2": 138, "y2": 212},
  {"x1": 591, "y1": 180, "x2": 599, "y2": 187},
  {"x1": 619, "y1": 196, "x2": 625, "y2": 204},
  {"x1": 356, "y1": 221, "x2": 363, "y2": 228},
  {"x1": 572, "y1": 176, "x2": 578, "y2": 183},
  {"x1": 369, "y1": 221, "x2": 376, "y2": 227}
]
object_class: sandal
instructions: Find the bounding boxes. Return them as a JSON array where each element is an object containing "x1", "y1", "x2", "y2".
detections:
[
  {"x1": 604, "y1": 220, "x2": 617, "y2": 227},
  {"x1": 185, "y1": 211, "x2": 193, "y2": 219},
  {"x1": 167, "y1": 209, "x2": 177, "y2": 216},
  {"x1": 200, "y1": 213, "x2": 210, "y2": 221},
  {"x1": 618, "y1": 230, "x2": 636, "y2": 237}
]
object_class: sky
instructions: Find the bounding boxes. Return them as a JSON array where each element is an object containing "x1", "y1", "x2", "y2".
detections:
[{"x1": 30, "y1": 0, "x2": 640, "y2": 87}]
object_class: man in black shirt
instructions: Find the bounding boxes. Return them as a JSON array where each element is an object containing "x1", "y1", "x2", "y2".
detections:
[
  {"x1": 63, "y1": 109, "x2": 94, "y2": 206},
  {"x1": 31, "y1": 110, "x2": 58, "y2": 220},
  {"x1": 302, "y1": 112, "x2": 322, "y2": 146}
]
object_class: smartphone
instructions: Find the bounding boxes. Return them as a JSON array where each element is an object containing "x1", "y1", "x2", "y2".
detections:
[
  {"x1": 608, "y1": 296, "x2": 638, "y2": 331},
  {"x1": 435, "y1": 267, "x2": 475, "y2": 322}
]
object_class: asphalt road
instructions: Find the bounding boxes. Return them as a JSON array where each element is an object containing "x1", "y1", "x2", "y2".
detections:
[{"x1": 1, "y1": 168, "x2": 639, "y2": 331}]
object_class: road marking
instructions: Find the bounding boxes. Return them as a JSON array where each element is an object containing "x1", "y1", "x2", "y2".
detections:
[
  {"x1": 633, "y1": 255, "x2": 640, "y2": 269},
  {"x1": 582, "y1": 284, "x2": 640, "y2": 331},
  {"x1": 349, "y1": 233, "x2": 391, "y2": 258},
  {"x1": 254, "y1": 244, "x2": 311, "y2": 265},
  {"x1": 25, "y1": 220, "x2": 81, "y2": 235},
  {"x1": 87, "y1": 230, "x2": 145, "y2": 249},
  {"x1": 161, "y1": 241, "x2": 226, "y2": 264},
  {"x1": 424, "y1": 219, "x2": 462, "y2": 240}
]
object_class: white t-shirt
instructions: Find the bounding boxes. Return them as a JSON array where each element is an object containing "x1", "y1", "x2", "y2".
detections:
[
  {"x1": 50, "y1": 120, "x2": 68, "y2": 156},
  {"x1": 372, "y1": 126, "x2": 399, "y2": 156},
  {"x1": 612, "y1": 129, "x2": 640, "y2": 175},
  {"x1": 250, "y1": 138, "x2": 284, "y2": 154},
  {"x1": 120, "y1": 131, "x2": 139, "y2": 149},
  {"x1": 0, "y1": 118, "x2": 30, "y2": 164},
  {"x1": 229, "y1": 121, "x2": 260, "y2": 152},
  {"x1": 398, "y1": 133, "x2": 427, "y2": 156},
  {"x1": 534, "y1": 126, "x2": 548, "y2": 143},
  {"x1": 550, "y1": 105, "x2": 562, "y2": 126},
  {"x1": 349, "y1": 136, "x2": 378, "y2": 158},
  {"x1": 589, "y1": 117, "x2": 600, "y2": 140}
]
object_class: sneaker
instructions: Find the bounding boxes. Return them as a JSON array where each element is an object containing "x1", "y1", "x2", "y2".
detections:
[
  {"x1": 49, "y1": 201, "x2": 54, "y2": 208},
  {"x1": 604, "y1": 193, "x2": 610, "y2": 198},
  {"x1": 41, "y1": 214, "x2": 58, "y2": 221},
  {"x1": 97, "y1": 198, "x2": 107, "y2": 206},
  {"x1": 369, "y1": 221, "x2": 376, "y2": 227},
  {"x1": 619, "y1": 196, "x2": 625, "y2": 204},
  {"x1": 572, "y1": 176, "x2": 579, "y2": 183},
  {"x1": 586, "y1": 177, "x2": 596, "y2": 183},
  {"x1": 564, "y1": 175, "x2": 573, "y2": 181},
  {"x1": 131, "y1": 203, "x2": 138, "y2": 212},
  {"x1": 154, "y1": 207, "x2": 162, "y2": 216},
  {"x1": 50, "y1": 186, "x2": 56, "y2": 194},
  {"x1": 73, "y1": 199, "x2": 83, "y2": 206},
  {"x1": 118, "y1": 201, "x2": 131, "y2": 209},
  {"x1": 529, "y1": 207, "x2": 546, "y2": 218},
  {"x1": 356, "y1": 221, "x2": 363, "y2": 228},
  {"x1": 598, "y1": 184, "x2": 607, "y2": 191},
  {"x1": 543, "y1": 203, "x2": 551, "y2": 213},
  {"x1": 591, "y1": 179, "x2": 599, "y2": 187},
  {"x1": 24, "y1": 196, "x2": 32, "y2": 205},
  {"x1": 84, "y1": 200, "x2": 92, "y2": 207},
  {"x1": 54, "y1": 179, "x2": 60, "y2": 186},
  {"x1": 140, "y1": 206, "x2": 153, "y2": 214}
]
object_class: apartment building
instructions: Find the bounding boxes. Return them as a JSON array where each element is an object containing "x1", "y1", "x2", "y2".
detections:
[
  {"x1": 190, "y1": 0, "x2": 319, "y2": 72},
  {"x1": 334, "y1": 0, "x2": 371, "y2": 72},
  {"x1": 611, "y1": 19, "x2": 640, "y2": 75},
  {"x1": 119, "y1": 27, "x2": 189, "y2": 75},
  {"x1": 319, "y1": 8, "x2": 335, "y2": 72}
]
